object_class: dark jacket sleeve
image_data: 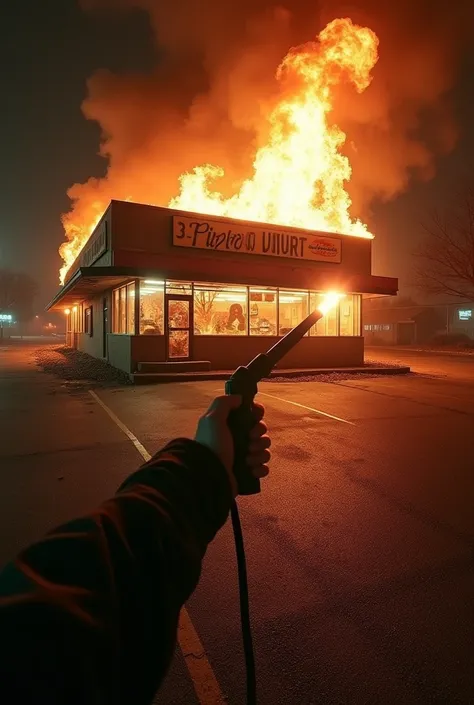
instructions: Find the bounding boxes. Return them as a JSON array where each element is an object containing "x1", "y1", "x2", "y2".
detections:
[{"x1": 0, "y1": 438, "x2": 232, "y2": 705}]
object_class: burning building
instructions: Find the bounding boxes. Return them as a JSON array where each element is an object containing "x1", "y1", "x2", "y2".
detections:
[
  {"x1": 47, "y1": 200, "x2": 397, "y2": 380},
  {"x1": 47, "y1": 17, "x2": 406, "y2": 378}
]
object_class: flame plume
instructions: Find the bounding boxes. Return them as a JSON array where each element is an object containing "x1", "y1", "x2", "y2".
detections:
[
  {"x1": 59, "y1": 18, "x2": 378, "y2": 284},
  {"x1": 169, "y1": 18, "x2": 378, "y2": 236}
]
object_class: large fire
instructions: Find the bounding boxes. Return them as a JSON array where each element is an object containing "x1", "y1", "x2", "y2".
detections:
[{"x1": 59, "y1": 18, "x2": 378, "y2": 284}]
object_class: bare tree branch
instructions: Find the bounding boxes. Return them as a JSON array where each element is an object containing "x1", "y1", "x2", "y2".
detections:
[{"x1": 413, "y1": 188, "x2": 474, "y2": 300}]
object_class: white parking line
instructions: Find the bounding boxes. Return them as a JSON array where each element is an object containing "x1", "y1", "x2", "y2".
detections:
[
  {"x1": 89, "y1": 390, "x2": 227, "y2": 705},
  {"x1": 257, "y1": 390, "x2": 355, "y2": 425}
]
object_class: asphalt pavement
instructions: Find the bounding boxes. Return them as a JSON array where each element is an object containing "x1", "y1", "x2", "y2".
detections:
[
  {"x1": 365, "y1": 345, "x2": 474, "y2": 383},
  {"x1": 1, "y1": 342, "x2": 473, "y2": 704}
]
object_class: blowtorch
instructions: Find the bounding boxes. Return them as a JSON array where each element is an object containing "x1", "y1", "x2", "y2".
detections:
[{"x1": 225, "y1": 292, "x2": 342, "y2": 705}]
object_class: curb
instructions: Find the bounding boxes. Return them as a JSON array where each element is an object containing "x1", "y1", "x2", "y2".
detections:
[{"x1": 132, "y1": 365, "x2": 411, "y2": 384}]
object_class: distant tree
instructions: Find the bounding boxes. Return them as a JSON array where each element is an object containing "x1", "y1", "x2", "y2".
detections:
[
  {"x1": 0, "y1": 269, "x2": 39, "y2": 335},
  {"x1": 414, "y1": 189, "x2": 474, "y2": 301}
]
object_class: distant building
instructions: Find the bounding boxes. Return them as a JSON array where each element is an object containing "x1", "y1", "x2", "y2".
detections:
[
  {"x1": 448, "y1": 304, "x2": 474, "y2": 339},
  {"x1": 363, "y1": 306, "x2": 445, "y2": 345}
]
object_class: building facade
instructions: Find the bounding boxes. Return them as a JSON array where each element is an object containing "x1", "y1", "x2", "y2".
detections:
[{"x1": 48, "y1": 200, "x2": 398, "y2": 377}]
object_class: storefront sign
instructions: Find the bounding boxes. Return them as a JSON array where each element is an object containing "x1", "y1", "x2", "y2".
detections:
[
  {"x1": 458, "y1": 309, "x2": 472, "y2": 321},
  {"x1": 172, "y1": 216, "x2": 341, "y2": 264}
]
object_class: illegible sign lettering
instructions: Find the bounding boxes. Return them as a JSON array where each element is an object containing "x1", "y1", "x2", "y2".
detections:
[{"x1": 172, "y1": 216, "x2": 341, "y2": 264}]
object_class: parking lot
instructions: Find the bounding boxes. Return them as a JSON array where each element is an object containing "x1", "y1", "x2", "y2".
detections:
[{"x1": 1, "y1": 342, "x2": 473, "y2": 704}]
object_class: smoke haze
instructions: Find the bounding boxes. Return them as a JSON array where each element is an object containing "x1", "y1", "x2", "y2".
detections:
[{"x1": 64, "y1": 0, "x2": 472, "y2": 251}]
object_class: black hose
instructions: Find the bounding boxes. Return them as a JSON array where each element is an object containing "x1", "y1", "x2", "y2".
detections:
[{"x1": 230, "y1": 499, "x2": 257, "y2": 705}]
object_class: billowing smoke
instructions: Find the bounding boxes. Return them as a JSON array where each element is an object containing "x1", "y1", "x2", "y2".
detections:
[{"x1": 60, "y1": 0, "x2": 472, "y2": 277}]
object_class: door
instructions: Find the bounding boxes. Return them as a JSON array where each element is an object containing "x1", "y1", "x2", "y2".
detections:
[
  {"x1": 166, "y1": 295, "x2": 193, "y2": 360},
  {"x1": 102, "y1": 297, "x2": 108, "y2": 358}
]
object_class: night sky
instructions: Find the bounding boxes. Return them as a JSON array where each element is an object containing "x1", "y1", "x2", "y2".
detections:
[{"x1": 1, "y1": 1, "x2": 473, "y2": 310}]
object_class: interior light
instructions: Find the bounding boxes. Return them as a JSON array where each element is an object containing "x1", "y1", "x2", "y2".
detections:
[
  {"x1": 144, "y1": 280, "x2": 164, "y2": 285},
  {"x1": 65, "y1": 309, "x2": 70, "y2": 315},
  {"x1": 317, "y1": 292, "x2": 345, "y2": 315}
]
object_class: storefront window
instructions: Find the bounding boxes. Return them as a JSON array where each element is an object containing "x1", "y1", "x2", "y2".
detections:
[
  {"x1": 249, "y1": 287, "x2": 277, "y2": 336},
  {"x1": 113, "y1": 289, "x2": 120, "y2": 333},
  {"x1": 112, "y1": 283, "x2": 138, "y2": 334},
  {"x1": 194, "y1": 283, "x2": 248, "y2": 335},
  {"x1": 119, "y1": 286, "x2": 126, "y2": 333},
  {"x1": 139, "y1": 280, "x2": 164, "y2": 334},
  {"x1": 279, "y1": 290, "x2": 308, "y2": 335},
  {"x1": 309, "y1": 293, "x2": 338, "y2": 336},
  {"x1": 339, "y1": 294, "x2": 361, "y2": 336},
  {"x1": 126, "y1": 283, "x2": 135, "y2": 334},
  {"x1": 166, "y1": 281, "x2": 192, "y2": 296}
]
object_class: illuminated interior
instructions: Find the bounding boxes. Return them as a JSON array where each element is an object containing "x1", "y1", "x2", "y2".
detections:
[{"x1": 106, "y1": 279, "x2": 361, "y2": 337}]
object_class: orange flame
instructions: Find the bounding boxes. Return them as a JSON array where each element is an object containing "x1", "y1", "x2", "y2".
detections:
[
  {"x1": 59, "y1": 18, "x2": 378, "y2": 284},
  {"x1": 59, "y1": 203, "x2": 105, "y2": 284},
  {"x1": 169, "y1": 18, "x2": 378, "y2": 234}
]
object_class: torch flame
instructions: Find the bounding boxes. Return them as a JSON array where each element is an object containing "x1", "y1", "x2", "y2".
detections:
[
  {"x1": 317, "y1": 292, "x2": 345, "y2": 315},
  {"x1": 58, "y1": 18, "x2": 379, "y2": 284}
]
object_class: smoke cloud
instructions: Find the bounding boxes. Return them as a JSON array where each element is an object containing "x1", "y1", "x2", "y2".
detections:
[{"x1": 65, "y1": 0, "x2": 472, "y2": 242}]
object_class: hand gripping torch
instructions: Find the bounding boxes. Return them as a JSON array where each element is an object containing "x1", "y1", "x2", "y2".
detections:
[{"x1": 225, "y1": 294, "x2": 341, "y2": 705}]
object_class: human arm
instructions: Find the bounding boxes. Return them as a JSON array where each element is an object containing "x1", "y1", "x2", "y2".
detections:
[{"x1": 0, "y1": 396, "x2": 270, "y2": 705}]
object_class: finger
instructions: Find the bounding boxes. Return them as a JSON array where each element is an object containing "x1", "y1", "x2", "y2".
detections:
[
  {"x1": 247, "y1": 448, "x2": 271, "y2": 466},
  {"x1": 252, "y1": 465, "x2": 270, "y2": 479},
  {"x1": 252, "y1": 402, "x2": 265, "y2": 422},
  {"x1": 207, "y1": 395, "x2": 242, "y2": 417},
  {"x1": 248, "y1": 435, "x2": 271, "y2": 454},
  {"x1": 249, "y1": 421, "x2": 268, "y2": 440}
]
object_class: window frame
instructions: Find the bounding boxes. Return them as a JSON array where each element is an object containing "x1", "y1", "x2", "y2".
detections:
[
  {"x1": 112, "y1": 282, "x2": 137, "y2": 334},
  {"x1": 193, "y1": 282, "x2": 249, "y2": 336},
  {"x1": 139, "y1": 279, "x2": 165, "y2": 335}
]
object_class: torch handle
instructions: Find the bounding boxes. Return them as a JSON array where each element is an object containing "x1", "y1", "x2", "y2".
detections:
[{"x1": 225, "y1": 369, "x2": 261, "y2": 496}]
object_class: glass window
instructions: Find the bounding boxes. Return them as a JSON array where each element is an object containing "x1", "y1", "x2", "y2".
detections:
[
  {"x1": 249, "y1": 287, "x2": 277, "y2": 336},
  {"x1": 119, "y1": 287, "x2": 126, "y2": 334},
  {"x1": 309, "y1": 293, "x2": 338, "y2": 336},
  {"x1": 194, "y1": 283, "x2": 247, "y2": 335},
  {"x1": 339, "y1": 294, "x2": 361, "y2": 336},
  {"x1": 112, "y1": 284, "x2": 136, "y2": 333},
  {"x1": 139, "y1": 280, "x2": 164, "y2": 335},
  {"x1": 126, "y1": 283, "x2": 135, "y2": 334},
  {"x1": 169, "y1": 330, "x2": 190, "y2": 358},
  {"x1": 168, "y1": 300, "x2": 190, "y2": 329},
  {"x1": 279, "y1": 290, "x2": 308, "y2": 336},
  {"x1": 166, "y1": 280, "x2": 192, "y2": 295},
  {"x1": 113, "y1": 290, "x2": 119, "y2": 333}
]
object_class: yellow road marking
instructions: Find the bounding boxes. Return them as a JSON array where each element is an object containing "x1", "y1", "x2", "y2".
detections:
[
  {"x1": 257, "y1": 390, "x2": 355, "y2": 425},
  {"x1": 89, "y1": 390, "x2": 227, "y2": 704}
]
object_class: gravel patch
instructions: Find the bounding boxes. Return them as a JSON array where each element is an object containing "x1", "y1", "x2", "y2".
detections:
[
  {"x1": 35, "y1": 346, "x2": 131, "y2": 388},
  {"x1": 364, "y1": 358, "x2": 408, "y2": 368},
  {"x1": 265, "y1": 360, "x2": 410, "y2": 383},
  {"x1": 265, "y1": 372, "x2": 411, "y2": 383}
]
